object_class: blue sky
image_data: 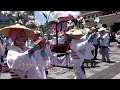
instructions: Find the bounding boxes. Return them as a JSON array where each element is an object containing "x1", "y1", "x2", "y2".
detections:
[
  {"x1": 34, "y1": 11, "x2": 47, "y2": 25},
  {"x1": 34, "y1": 11, "x2": 81, "y2": 25}
]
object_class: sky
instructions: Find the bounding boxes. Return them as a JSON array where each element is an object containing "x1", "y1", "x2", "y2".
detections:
[
  {"x1": 34, "y1": 11, "x2": 46, "y2": 25},
  {"x1": 34, "y1": 11, "x2": 81, "y2": 25}
]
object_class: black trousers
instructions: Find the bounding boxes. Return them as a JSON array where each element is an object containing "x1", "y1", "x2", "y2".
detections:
[
  {"x1": 91, "y1": 44, "x2": 99, "y2": 59},
  {"x1": 1, "y1": 56, "x2": 4, "y2": 63}
]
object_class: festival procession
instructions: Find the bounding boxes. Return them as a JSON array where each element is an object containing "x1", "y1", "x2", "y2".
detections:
[{"x1": 0, "y1": 11, "x2": 120, "y2": 79}]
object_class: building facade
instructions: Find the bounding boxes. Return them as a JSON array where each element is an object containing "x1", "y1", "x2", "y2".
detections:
[
  {"x1": 81, "y1": 11, "x2": 120, "y2": 31},
  {"x1": 81, "y1": 11, "x2": 120, "y2": 41}
]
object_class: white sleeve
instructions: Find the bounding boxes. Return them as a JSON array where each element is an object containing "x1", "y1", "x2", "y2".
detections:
[
  {"x1": 71, "y1": 40, "x2": 87, "y2": 53},
  {"x1": 46, "y1": 44, "x2": 52, "y2": 57},
  {"x1": 103, "y1": 33, "x2": 109, "y2": 40},
  {"x1": 7, "y1": 50, "x2": 36, "y2": 72},
  {"x1": 80, "y1": 35, "x2": 87, "y2": 41},
  {"x1": 70, "y1": 41, "x2": 79, "y2": 52},
  {"x1": 97, "y1": 33, "x2": 100, "y2": 39},
  {"x1": 77, "y1": 41, "x2": 87, "y2": 51}
]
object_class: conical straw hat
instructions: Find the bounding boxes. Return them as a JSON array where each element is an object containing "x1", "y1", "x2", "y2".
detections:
[
  {"x1": 66, "y1": 27, "x2": 84, "y2": 35},
  {"x1": 0, "y1": 24, "x2": 34, "y2": 37}
]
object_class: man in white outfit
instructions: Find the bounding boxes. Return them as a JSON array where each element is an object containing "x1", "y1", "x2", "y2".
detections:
[
  {"x1": 90, "y1": 27, "x2": 99, "y2": 60},
  {"x1": 98, "y1": 27, "x2": 110, "y2": 63}
]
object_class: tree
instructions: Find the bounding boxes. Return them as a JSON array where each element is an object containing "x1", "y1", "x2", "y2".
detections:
[
  {"x1": 1, "y1": 11, "x2": 26, "y2": 25},
  {"x1": 1, "y1": 11, "x2": 41, "y2": 29}
]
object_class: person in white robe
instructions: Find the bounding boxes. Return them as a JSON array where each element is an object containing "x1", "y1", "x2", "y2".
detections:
[
  {"x1": 115, "y1": 32, "x2": 120, "y2": 48},
  {"x1": 80, "y1": 28, "x2": 95, "y2": 60},
  {"x1": 0, "y1": 35, "x2": 6, "y2": 74},
  {"x1": 0, "y1": 24, "x2": 49, "y2": 79},
  {"x1": 29, "y1": 31, "x2": 52, "y2": 78},
  {"x1": 0, "y1": 35, "x2": 6, "y2": 64},
  {"x1": 66, "y1": 27, "x2": 95, "y2": 79}
]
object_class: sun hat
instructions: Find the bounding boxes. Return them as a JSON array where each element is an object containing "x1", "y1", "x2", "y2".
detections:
[
  {"x1": 0, "y1": 24, "x2": 34, "y2": 37},
  {"x1": 66, "y1": 27, "x2": 84, "y2": 35}
]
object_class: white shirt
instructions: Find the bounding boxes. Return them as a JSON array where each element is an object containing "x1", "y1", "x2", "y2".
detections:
[
  {"x1": 115, "y1": 34, "x2": 120, "y2": 42},
  {"x1": 99, "y1": 32, "x2": 110, "y2": 47},
  {"x1": 92, "y1": 32, "x2": 99, "y2": 45}
]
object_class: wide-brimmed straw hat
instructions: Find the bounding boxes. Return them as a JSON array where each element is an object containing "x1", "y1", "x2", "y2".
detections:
[
  {"x1": 66, "y1": 27, "x2": 84, "y2": 35},
  {"x1": 0, "y1": 24, "x2": 34, "y2": 37}
]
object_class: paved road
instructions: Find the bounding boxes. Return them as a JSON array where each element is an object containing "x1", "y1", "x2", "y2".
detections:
[
  {"x1": 48, "y1": 42, "x2": 120, "y2": 79},
  {"x1": 1, "y1": 42, "x2": 120, "y2": 79}
]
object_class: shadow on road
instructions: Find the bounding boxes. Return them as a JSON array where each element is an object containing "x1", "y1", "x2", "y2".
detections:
[
  {"x1": 47, "y1": 77, "x2": 55, "y2": 79},
  {"x1": 109, "y1": 53, "x2": 120, "y2": 55},
  {"x1": 109, "y1": 61, "x2": 116, "y2": 63},
  {"x1": 84, "y1": 60, "x2": 101, "y2": 68}
]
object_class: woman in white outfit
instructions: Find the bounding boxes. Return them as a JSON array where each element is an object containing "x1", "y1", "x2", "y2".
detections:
[
  {"x1": 66, "y1": 27, "x2": 95, "y2": 79},
  {"x1": 30, "y1": 31, "x2": 52, "y2": 78},
  {"x1": 0, "y1": 24, "x2": 49, "y2": 79}
]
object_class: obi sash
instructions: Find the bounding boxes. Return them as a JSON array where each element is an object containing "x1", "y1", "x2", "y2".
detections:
[{"x1": 71, "y1": 51, "x2": 80, "y2": 59}]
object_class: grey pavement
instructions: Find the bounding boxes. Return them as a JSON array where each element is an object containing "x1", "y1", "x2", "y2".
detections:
[
  {"x1": 48, "y1": 42, "x2": 120, "y2": 79},
  {"x1": 1, "y1": 42, "x2": 120, "y2": 79}
]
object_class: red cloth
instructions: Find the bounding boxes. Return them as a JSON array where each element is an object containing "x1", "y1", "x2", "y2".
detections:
[{"x1": 28, "y1": 49, "x2": 34, "y2": 54}]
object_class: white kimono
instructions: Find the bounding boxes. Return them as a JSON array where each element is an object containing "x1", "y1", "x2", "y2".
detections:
[
  {"x1": 0, "y1": 40, "x2": 6, "y2": 57},
  {"x1": 7, "y1": 45, "x2": 49, "y2": 79},
  {"x1": 70, "y1": 39, "x2": 94, "y2": 79},
  {"x1": 0, "y1": 39, "x2": 6, "y2": 66},
  {"x1": 32, "y1": 44, "x2": 52, "y2": 79},
  {"x1": 79, "y1": 35, "x2": 95, "y2": 59}
]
